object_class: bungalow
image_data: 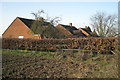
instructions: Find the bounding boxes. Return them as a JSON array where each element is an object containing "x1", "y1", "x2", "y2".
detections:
[
  {"x1": 2, "y1": 17, "x2": 55, "y2": 39},
  {"x1": 2, "y1": 17, "x2": 97, "y2": 39},
  {"x1": 56, "y1": 23, "x2": 92, "y2": 38},
  {"x1": 3, "y1": 17, "x2": 38, "y2": 39}
]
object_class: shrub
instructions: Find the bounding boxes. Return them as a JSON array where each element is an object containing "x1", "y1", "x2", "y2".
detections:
[{"x1": 2, "y1": 37, "x2": 117, "y2": 51}]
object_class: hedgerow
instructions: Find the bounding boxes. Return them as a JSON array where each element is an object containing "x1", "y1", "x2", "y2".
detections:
[{"x1": 2, "y1": 37, "x2": 117, "y2": 51}]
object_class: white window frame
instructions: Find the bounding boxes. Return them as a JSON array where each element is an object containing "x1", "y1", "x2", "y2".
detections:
[
  {"x1": 18, "y1": 36, "x2": 24, "y2": 39},
  {"x1": 34, "y1": 34, "x2": 39, "y2": 36}
]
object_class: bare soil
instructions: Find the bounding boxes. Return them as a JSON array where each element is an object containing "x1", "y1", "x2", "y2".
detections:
[{"x1": 2, "y1": 50, "x2": 118, "y2": 78}]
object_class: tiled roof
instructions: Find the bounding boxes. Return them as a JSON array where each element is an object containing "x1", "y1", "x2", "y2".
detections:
[
  {"x1": 75, "y1": 32, "x2": 87, "y2": 37},
  {"x1": 18, "y1": 17, "x2": 92, "y2": 38},
  {"x1": 18, "y1": 17, "x2": 54, "y2": 34},
  {"x1": 18, "y1": 17, "x2": 35, "y2": 29},
  {"x1": 18, "y1": 17, "x2": 52, "y2": 28},
  {"x1": 73, "y1": 30, "x2": 86, "y2": 37},
  {"x1": 60, "y1": 24, "x2": 78, "y2": 34},
  {"x1": 81, "y1": 28, "x2": 92, "y2": 36}
]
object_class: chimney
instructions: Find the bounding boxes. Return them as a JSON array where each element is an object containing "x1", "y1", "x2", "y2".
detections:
[
  {"x1": 85, "y1": 26, "x2": 87, "y2": 29},
  {"x1": 69, "y1": 23, "x2": 72, "y2": 26},
  {"x1": 40, "y1": 17, "x2": 43, "y2": 21}
]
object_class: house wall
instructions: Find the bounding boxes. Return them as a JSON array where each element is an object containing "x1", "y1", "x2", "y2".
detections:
[
  {"x1": 34, "y1": 36, "x2": 41, "y2": 39},
  {"x1": 2, "y1": 17, "x2": 35, "y2": 38},
  {"x1": 56, "y1": 24, "x2": 73, "y2": 38}
]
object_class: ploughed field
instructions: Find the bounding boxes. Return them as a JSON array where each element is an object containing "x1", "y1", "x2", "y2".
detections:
[{"x1": 2, "y1": 49, "x2": 118, "y2": 78}]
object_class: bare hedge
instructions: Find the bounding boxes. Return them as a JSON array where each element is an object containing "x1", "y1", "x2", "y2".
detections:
[{"x1": 2, "y1": 37, "x2": 117, "y2": 51}]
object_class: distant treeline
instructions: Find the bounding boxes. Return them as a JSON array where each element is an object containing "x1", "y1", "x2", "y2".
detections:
[{"x1": 2, "y1": 38, "x2": 118, "y2": 51}]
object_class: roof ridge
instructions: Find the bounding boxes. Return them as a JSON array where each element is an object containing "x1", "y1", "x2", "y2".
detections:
[
  {"x1": 59, "y1": 24, "x2": 76, "y2": 27},
  {"x1": 17, "y1": 17, "x2": 35, "y2": 21}
]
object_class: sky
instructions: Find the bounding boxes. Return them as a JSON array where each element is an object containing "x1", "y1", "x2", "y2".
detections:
[{"x1": 0, "y1": 1, "x2": 118, "y2": 36}]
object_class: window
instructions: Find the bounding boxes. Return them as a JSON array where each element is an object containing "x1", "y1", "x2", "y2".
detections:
[
  {"x1": 34, "y1": 34, "x2": 39, "y2": 36},
  {"x1": 18, "y1": 36, "x2": 24, "y2": 39}
]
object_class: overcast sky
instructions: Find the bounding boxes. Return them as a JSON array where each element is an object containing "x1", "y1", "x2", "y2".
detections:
[{"x1": 0, "y1": 1, "x2": 118, "y2": 36}]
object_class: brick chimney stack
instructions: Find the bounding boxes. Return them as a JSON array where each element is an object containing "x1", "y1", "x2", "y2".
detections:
[
  {"x1": 69, "y1": 23, "x2": 72, "y2": 26},
  {"x1": 85, "y1": 26, "x2": 87, "y2": 29},
  {"x1": 40, "y1": 17, "x2": 43, "y2": 21}
]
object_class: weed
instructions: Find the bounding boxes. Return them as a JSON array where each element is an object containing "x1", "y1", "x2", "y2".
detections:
[{"x1": 94, "y1": 61, "x2": 109, "y2": 66}]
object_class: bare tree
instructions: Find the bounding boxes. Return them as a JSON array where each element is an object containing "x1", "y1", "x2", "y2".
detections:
[
  {"x1": 31, "y1": 10, "x2": 46, "y2": 39},
  {"x1": 31, "y1": 9, "x2": 61, "y2": 26},
  {"x1": 107, "y1": 27, "x2": 118, "y2": 37},
  {"x1": 31, "y1": 10, "x2": 45, "y2": 20},
  {"x1": 45, "y1": 14, "x2": 61, "y2": 26},
  {"x1": 31, "y1": 9, "x2": 62, "y2": 39},
  {"x1": 90, "y1": 12, "x2": 117, "y2": 37}
]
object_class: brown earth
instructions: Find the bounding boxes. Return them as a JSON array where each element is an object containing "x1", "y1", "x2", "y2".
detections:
[{"x1": 2, "y1": 50, "x2": 118, "y2": 78}]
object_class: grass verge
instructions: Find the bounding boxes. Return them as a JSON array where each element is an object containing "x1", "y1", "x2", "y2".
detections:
[{"x1": 2, "y1": 49, "x2": 57, "y2": 57}]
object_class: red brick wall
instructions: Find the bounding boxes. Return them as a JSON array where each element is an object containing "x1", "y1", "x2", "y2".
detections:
[
  {"x1": 2, "y1": 17, "x2": 35, "y2": 38},
  {"x1": 56, "y1": 24, "x2": 73, "y2": 38}
]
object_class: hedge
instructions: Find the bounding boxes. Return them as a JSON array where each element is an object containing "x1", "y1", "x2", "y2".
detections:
[{"x1": 2, "y1": 37, "x2": 117, "y2": 51}]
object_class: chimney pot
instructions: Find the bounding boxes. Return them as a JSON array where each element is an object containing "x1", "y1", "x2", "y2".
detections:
[
  {"x1": 40, "y1": 17, "x2": 43, "y2": 21},
  {"x1": 69, "y1": 23, "x2": 72, "y2": 26},
  {"x1": 85, "y1": 26, "x2": 87, "y2": 29}
]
